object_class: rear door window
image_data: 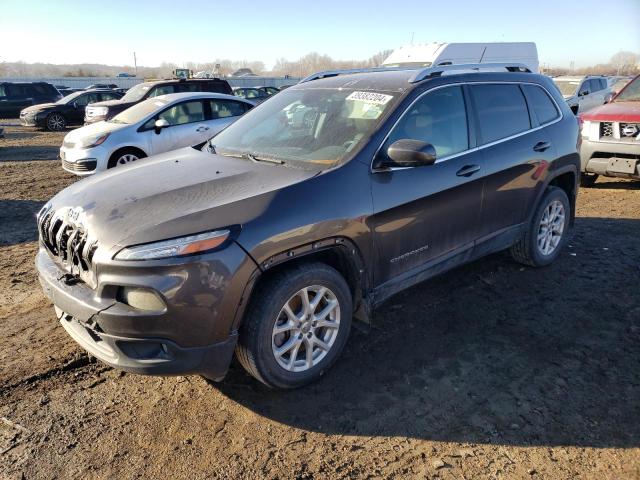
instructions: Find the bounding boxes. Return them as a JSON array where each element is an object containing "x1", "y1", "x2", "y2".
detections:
[
  {"x1": 158, "y1": 100, "x2": 205, "y2": 125},
  {"x1": 522, "y1": 85, "x2": 559, "y2": 125},
  {"x1": 6, "y1": 84, "x2": 26, "y2": 98},
  {"x1": 470, "y1": 84, "x2": 531, "y2": 144},
  {"x1": 209, "y1": 99, "x2": 251, "y2": 118}
]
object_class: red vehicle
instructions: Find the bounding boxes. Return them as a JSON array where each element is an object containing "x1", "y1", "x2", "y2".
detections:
[{"x1": 578, "y1": 74, "x2": 640, "y2": 186}]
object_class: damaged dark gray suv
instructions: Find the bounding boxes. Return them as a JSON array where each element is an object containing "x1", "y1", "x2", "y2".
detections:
[{"x1": 36, "y1": 64, "x2": 580, "y2": 389}]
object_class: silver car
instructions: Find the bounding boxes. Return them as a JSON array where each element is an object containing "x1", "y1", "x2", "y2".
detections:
[
  {"x1": 552, "y1": 75, "x2": 612, "y2": 115},
  {"x1": 60, "y1": 92, "x2": 254, "y2": 175}
]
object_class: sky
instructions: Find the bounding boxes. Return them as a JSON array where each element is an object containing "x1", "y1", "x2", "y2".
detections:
[{"x1": 1, "y1": 0, "x2": 639, "y2": 69}]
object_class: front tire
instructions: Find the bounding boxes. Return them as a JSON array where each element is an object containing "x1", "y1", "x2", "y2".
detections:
[
  {"x1": 46, "y1": 113, "x2": 66, "y2": 131},
  {"x1": 107, "y1": 148, "x2": 146, "y2": 169},
  {"x1": 236, "y1": 263, "x2": 352, "y2": 389},
  {"x1": 511, "y1": 186, "x2": 570, "y2": 267},
  {"x1": 580, "y1": 173, "x2": 598, "y2": 187}
]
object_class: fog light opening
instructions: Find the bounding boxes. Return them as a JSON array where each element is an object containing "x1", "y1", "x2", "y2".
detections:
[{"x1": 117, "y1": 287, "x2": 165, "y2": 311}]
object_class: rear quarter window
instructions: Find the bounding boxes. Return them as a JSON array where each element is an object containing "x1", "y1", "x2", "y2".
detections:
[
  {"x1": 470, "y1": 84, "x2": 531, "y2": 144},
  {"x1": 522, "y1": 85, "x2": 560, "y2": 125},
  {"x1": 206, "y1": 81, "x2": 232, "y2": 94}
]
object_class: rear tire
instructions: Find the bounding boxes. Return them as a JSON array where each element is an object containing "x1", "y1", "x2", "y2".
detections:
[
  {"x1": 235, "y1": 263, "x2": 352, "y2": 389},
  {"x1": 511, "y1": 186, "x2": 570, "y2": 267},
  {"x1": 107, "y1": 148, "x2": 146, "y2": 169},
  {"x1": 580, "y1": 173, "x2": 598, "y2": 187}
]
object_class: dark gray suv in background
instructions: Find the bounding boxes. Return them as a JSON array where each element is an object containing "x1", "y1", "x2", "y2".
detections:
[{"x1": 36, "y1": 63, "x2": 580, "y2": 389}]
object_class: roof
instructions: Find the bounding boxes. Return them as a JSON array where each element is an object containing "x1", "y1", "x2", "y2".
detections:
[
  {"x1": 293, "y1": 63, "x2": 534, "y2": 93},
  {"x1": 148, "y1": 92, "x2": 253, "y2": 104},
  {"x1": 554, "y1": 75, "x2": 605, "y2": 81}
]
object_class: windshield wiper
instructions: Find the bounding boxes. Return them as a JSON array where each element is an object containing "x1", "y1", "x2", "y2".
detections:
[{"x1": 244, "y1": 153, "x2": 284, "y2": 165}]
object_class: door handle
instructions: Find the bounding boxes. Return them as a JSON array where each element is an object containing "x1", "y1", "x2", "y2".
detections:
[
  {"x1": 196, "y1": 126, "x2": 210, "y2": 132},
  {"x1": 456, "y1": 165, "x2": 481, "y2": 177},
  {"x1": 533, "y1": 141, "x2": 551, "y2": 152}
]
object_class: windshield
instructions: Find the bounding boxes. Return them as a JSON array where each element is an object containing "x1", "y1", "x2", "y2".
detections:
[
  {"x1": 120, "y1": 83, "x2": 151, "y2": 102},
  {"x1": 615, "y1": 76, "x2": 640, "y2": 102},
  {"x1": 109, "y1": 97, "x2": 169, "y2": 124},
  {"x1": 56, "y1": 91, "x2": 84, "y2": 104},
  {"x1": 553, "y1": 79, "x2": 580, "y2": 96},
  {"x1": 208, "y1": 88, "x2": 399, "y2": 166}
]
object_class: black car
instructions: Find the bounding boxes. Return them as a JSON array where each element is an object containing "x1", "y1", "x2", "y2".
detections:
[
  {"x1": 84, "y1": 78, "x2": 233, "y2": 124},
  {"x1": 20, "y1": 89, "x2": 123, "y2": 131},
  {"x1": 0, "y1": 82, "x2": 61, "y2": 117},
  {"x1": 36, "y1": 64, "x2": 580, "y2": 389}
]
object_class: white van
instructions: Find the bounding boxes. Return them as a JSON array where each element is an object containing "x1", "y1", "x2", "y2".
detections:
[{"x1": 382, "y1": 42, "x2": 539, "y2": 72}]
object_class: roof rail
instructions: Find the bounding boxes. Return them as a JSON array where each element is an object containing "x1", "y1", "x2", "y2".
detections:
[
  {"x1": 409, "y1": 63, "x2": 531, "y2": 83},
  {"x1": 299, "y1": 66, "x2": 417, "y2": 83},
  {"x1": 299, "y1": 63, "x2": 532, "y2": 85}
]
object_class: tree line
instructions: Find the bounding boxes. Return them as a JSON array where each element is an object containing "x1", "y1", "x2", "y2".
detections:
[{"x1": 0, "y1": 50, "x2": 637, "y2": 79}]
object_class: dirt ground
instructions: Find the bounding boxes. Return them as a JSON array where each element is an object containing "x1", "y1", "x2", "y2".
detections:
[{"x1": 1, "y1": 123, "x2": 639, "y2": 480}]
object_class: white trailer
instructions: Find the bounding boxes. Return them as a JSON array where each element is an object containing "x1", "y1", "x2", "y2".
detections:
[{"x1": 382, "y1": 42, "x2": 539, "y2": 72}]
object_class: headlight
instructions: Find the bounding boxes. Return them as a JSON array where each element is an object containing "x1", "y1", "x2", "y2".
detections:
[
  {"x1": 581, "y1": 120, "x2": 591, "y2": 138},
  {"x1": 78, "y1": 133, "x2": 110, "y2": 149},
  {"x1": 114, "y1": 230, "x2": 231, "y2": 261},
  {"x1": 89, "y1": 106, "x2": 108, "y2": 116}
]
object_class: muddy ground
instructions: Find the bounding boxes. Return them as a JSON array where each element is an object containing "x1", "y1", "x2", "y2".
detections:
[{"x1": 0, "y1": 123, "x2": 639, "y2": 479}]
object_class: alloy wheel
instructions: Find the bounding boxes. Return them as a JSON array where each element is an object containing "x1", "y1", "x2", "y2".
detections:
[
  {"x1": 47, "y1": 114, "x2": 65, "y2": 131},
  {"x1": 117, "y1": 154, "x2": 139, "y2": 165},
  {"x1": 271, "y1": 285, "x2": 341, "y2": 372},
  {"x1": 537, "y1": 199, "x2": 566, "y2": 256}
]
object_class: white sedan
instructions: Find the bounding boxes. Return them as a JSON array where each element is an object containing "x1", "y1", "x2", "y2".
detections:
[{"x1": 60, "y1": 92, "x2": 255, "y2": 175}]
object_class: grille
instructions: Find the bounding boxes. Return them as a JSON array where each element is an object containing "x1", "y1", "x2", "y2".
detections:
[
  {"x1": 38, "y1": 206, "x2": 97, "y2": 285},
  {"x1": 62, "y1": 159, "x2": 96, "y2": 172},
  {"x1": 620, "y1": 123, "x2": 639, "y2": 138},
  {"x1": 600, "y1": 122, "x2": 613, "y2": 137}
]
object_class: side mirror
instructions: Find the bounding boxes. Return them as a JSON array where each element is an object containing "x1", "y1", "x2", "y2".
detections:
[
  {"x1": 376, "y1": 139, "x2": 436, "y2": 169},
  {"x1": 579, "y1": 90, "x2": 590, "y2": 97},
  {"x1": 154, "y1": 118, "x2": 169, "y2": 134},
  {"x1": 604, "y1": 92, "x2": 615, "y2": 104},
  {"x1": 72, "y1": 102, "x2": 78, "y2": 109}
]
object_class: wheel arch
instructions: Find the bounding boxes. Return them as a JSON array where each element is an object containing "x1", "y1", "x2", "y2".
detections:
[
  {"x1": 231, "y1": 237, "x2": 371, "y2": 332},
  {"x1": 107, "y1": 145, "x2": 148, "y2": 169},
  {"x1": 533, "y1": 165, "x2": 578, "y2": 227}
]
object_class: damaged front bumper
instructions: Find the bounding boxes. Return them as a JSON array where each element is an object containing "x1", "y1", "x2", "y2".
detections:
[{"x1": 36, "y1": 245, "x2": 254, "y2": 380}]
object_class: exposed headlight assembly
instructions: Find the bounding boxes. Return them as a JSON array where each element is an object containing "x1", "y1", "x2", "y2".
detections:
[
  {"x1": 115, "y1": 230, "x2": 231, "y2": 261},
  {"x1": 78, "y1": 133, "x2": 110, "y2": 149}
]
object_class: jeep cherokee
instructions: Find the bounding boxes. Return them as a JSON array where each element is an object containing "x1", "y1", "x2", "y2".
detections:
[{"x1": 36, "y1": 63, "x2": 580, "y2": 389}]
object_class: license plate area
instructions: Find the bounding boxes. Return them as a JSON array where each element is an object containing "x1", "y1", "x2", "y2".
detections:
[{"x1": 608, "y1": 157, "x2": 638, "y2": 174}]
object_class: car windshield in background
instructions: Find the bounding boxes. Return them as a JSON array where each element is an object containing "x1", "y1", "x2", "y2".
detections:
[
  {"x1": 209, "y1": 88, "x2": 399, "y2": 166},
  {"x1": 120, "y1": 83, "x2": 150, "y2": 102},
  {"x1": 615, "y1": 77, "x2": 640, "y2": 102},
  {"x1": 109, "y1": 97, "x2": 169, "y2": 124},
  {"x1": 553, "y1": 80, "x2": 580, "y2": 96}
]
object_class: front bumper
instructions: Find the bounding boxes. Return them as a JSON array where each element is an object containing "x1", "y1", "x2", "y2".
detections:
[
  {"x1": 57, "y1": 308, "x2": 237, "y2": 380},
  {"x1": 20, "y1": 113, "x2": 46, "y2": 128},
  {"x1": 580, "y1": 138, "x2": 640, "y2": 179},
  {"x1": 60, "y1": 144, "x2": 105, "y2": 176},
  {"x1": 36, "y1": 242, "x2": 256, "y2": 380}
]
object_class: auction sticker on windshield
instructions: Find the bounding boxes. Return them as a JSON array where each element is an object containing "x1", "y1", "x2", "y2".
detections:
[{"x1": 346, "y1": 91, "x2": 393, "y2": 105}]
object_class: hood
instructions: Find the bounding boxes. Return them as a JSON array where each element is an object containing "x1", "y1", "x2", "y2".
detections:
[
  {"x1": 63, "y1": 120, "x2": 128, "y2": 143},
  {"x1": 22, "y1": 103, "x2": 57, "y2": 114},
  {"x1": 581, "y1": 101, "x2": 640, "y2": 122},
  {"x1": 46, "y1": 148, "x2": 317, "y2": 255}
]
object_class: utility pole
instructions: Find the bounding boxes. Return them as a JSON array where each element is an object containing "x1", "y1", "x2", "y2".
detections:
[{"x1": 133, "y1": 52, "x2": 138, "y2": 76}]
